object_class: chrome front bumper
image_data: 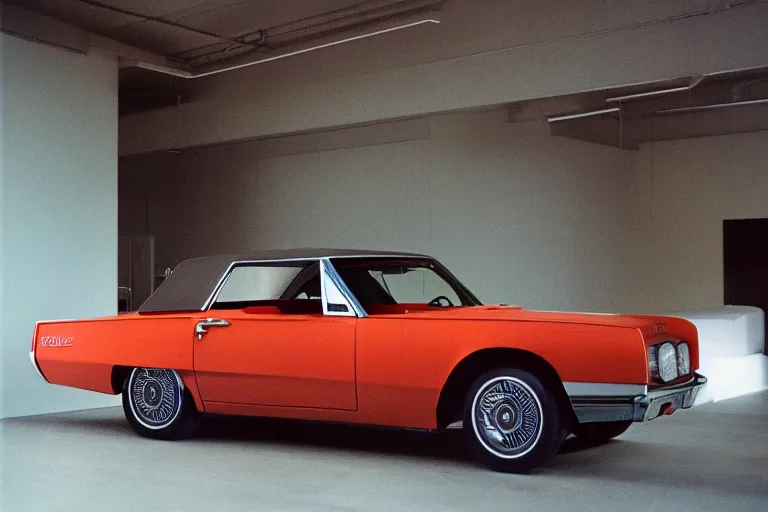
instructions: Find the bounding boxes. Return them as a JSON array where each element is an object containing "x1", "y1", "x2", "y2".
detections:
[
  {"x1": 633, "y1": 372, "x2": 707, "y2": 422},
  {"x1": 570, "y1": 373, "x2": 707, "y2": 424}
]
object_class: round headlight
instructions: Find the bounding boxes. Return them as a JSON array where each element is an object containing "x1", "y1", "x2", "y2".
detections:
[
  {"x1": 677, "y1": 342, "x2": 690, "y2": 375},
  {"x1": 657, "y1": 342, "x2": 678, "y2": 382}
]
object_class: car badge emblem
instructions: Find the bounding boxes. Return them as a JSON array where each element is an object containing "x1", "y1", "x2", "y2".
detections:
[{"x1": 39, "y1": 336, "x2": 74, "y2": 347}]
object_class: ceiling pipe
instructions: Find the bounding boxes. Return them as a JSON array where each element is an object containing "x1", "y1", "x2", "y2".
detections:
[
  {"x1": 605, "y1": 75, "x2": 705, "y2": 103},
  {"x1": 172, "y1": 0, "x2": 443, "y2": 64},
  {"x1": 258, "y1": 0, "x2": 440, "y2": 36},
  {"x1": 178, "y1": 7, "x2": 440, "y2": 65},
  {"x1": 120, "y1": 19, "x2": 439, "y2": 79},
  {"x1": 548, "y1": 75, "x2": 706, "y2": 122},
  {"x1": 547, "y1": 107, "x2": 620, "y2": 123}
]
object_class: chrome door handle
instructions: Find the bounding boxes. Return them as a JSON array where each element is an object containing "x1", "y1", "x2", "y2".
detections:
[{"x1": 195, "y1": 318, "x2": 230, "y2": 339}]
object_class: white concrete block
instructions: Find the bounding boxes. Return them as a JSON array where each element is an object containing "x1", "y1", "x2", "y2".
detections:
[
  {"x1": 664, "y1": 306, "x2": 767, "y2": 404},
  {"x1": 667, "y1": 306, "x2": 764, "y2": 357}
]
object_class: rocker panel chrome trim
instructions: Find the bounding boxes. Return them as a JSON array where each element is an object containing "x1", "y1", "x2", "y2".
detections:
[{"x1": 563, "y1": 381, "x2": 647, "y2": 397}]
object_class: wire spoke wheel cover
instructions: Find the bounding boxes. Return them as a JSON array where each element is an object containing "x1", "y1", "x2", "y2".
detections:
[
  {"x1": 128, "y1": 368, "x2": 183, "y2": 430},
  {"x1": 472, "y1": 376, "x2": 544, "y2": 458}
]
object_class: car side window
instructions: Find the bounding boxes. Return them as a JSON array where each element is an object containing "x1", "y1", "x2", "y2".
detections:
[
  {"x1": 210, "y1": 262, "x2": 336, "y2": 316},
  {"x1": 216, "y1": 265, "x2": 303, "y2": 303}
]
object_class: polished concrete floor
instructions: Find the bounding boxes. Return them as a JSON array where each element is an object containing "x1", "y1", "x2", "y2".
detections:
[{"x1": 1, "y1": 392, "x2": 767, "y2": 512}]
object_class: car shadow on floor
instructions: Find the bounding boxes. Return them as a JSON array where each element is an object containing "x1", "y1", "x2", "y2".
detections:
[
  {"x1": 194, "y1": 414, "x2": 607, "y2": 462},
  {"x1": 195, "y1": 414, "x2": 470, "y2": 463},
  {"x1": 18, "y1": 409, "x2": 640, "y2": 466}
]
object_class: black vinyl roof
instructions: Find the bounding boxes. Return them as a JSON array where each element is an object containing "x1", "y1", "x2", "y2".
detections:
[{"x1": 138, "y1": 248, "x2": 430, "y2": 313}]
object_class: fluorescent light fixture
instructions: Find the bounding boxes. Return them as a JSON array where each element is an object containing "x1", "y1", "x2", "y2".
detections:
[
  {"x1": 606, "y1": 86, "x2": 691, "y2": 103},
  {"x1": 606, "y1": 75, "x2": 705, "y2": 103},
  {"x1": 655, "y1": 97, "x2": 768, "y2": 115},
  {"x1": 547, "y1": 107, "x2": 619, "y2": 123},
  {"x1": 121, "y1": 19, "x2": 440, "y2": 79}
]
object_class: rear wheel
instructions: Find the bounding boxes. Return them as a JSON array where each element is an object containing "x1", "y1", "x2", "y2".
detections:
[
  {"x1": 572, "y1": 420, "x2": 632, "y2": 444},
  {"x1": 463, "y1": 368, "x2": 566, "y2": 473},
  {"x1": 122, "y1": 367, "x2": 200, "y2": 440}
]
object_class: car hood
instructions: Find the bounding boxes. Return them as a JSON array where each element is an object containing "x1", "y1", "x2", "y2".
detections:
[{"x1": 404, "y1": 305, "x2": 693, "y2": 338}]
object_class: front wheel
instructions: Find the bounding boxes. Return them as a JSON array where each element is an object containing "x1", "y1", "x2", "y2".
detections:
[
  {"x1": 463, "y1": 368, "x2": 566, "y2": 473},
  {"x1": 122, "y1": 367, "x2": 200, "y2": 440},
  {"x1": 572, "y1": 420, "x2": 632, "y2": 444}
]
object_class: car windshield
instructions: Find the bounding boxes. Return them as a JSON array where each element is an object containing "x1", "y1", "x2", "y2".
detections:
[{"x1": 332, "y1": 258, "x2": 480, "y2": 313}]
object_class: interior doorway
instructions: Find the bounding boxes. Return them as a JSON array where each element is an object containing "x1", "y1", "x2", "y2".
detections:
[{"x1": 724, "y1": 218, "x2": 768, "y2": 355}]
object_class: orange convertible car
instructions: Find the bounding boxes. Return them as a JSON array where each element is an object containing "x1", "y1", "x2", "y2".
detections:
[{"x1": 31, "y1": 249, "x2": 706, "y2": 472}]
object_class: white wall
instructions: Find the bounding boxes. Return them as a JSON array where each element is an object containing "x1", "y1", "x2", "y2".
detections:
[
  {"x1": 120, "y1": 108, "x2": 634, "y2": 312},
  {"x1": 0, "y1": 34, "x2": 119, "y2": 419},
  {"x1": 627, "y1": 130, "x2": 768, "y2": 313},
  {"x1": 120, "y1": 110, "x2": 768, "y2": 316}
]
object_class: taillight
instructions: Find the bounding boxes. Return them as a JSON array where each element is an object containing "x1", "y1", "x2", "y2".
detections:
[{"x1": 31, "y1": 323, "x2": 39, "y2": 352}]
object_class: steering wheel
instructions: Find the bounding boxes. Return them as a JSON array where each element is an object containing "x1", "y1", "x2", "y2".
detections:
[{"x1": 428, "y1": 295, "x2": 454, "y2": 307}]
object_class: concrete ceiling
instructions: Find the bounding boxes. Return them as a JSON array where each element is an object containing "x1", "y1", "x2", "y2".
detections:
[
  {"x1": 4, "y1": 0, "x2": 443, "y2": 114},
  {"x1": 6, "y1": 0, "x2": 438, "y2": 66},
  {"x1": 6, "y1": 0, "x2": 767, "y2": 139}
]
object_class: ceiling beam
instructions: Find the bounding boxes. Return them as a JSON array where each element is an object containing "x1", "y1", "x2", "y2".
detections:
[
  {"x1": 550, "y1": 102, "x2": 768, "y2": 149},
  {"x1": 1, "y1": 3, "x2": 89, "y2": 54},
  {"x1": 2, "y1": 3, "x2": 175, "y2": 68}
]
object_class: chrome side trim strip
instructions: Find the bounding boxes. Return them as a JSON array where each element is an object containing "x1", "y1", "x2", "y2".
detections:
[{"x1": 563, "y1": 382, "x2": 647, "y2": 397}]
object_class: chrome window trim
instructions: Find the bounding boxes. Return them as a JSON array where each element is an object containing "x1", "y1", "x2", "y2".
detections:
[
  {"x1": 202, "y1": 255, "x2": 427, "y2": 312},
  {"x1": 563, "y1": 382, "x2": 648, "y2": 397},
  {"x1": 319, "y1": 258, "x2": 362, "y2": 317},
  {"x1": 203, "y1": 258, "x2": 316, "y2": 311},
  {"x1": 202, "y1": 256, "x2": 369, "y2": 317},
  {"x1": 205, "y1": 267, "x2": 235, "y2": 310}
]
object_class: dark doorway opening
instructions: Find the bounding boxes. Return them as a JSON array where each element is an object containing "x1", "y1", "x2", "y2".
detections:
[{"x1": 723, "y1": 218, "x2": 768, "y2": 355}]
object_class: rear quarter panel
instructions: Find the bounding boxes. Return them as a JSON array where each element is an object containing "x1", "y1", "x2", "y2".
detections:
[{"x1": 34, "y1": 314, "x2": 195, "y2": 395}]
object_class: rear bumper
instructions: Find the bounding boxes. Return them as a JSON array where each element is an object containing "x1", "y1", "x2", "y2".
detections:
[
  {"x1": 570, "y1": 373, "x2": 707, "y2": 424},
  {"x1": 29, "y1": 351, "x2": 48, "y2": 382}
]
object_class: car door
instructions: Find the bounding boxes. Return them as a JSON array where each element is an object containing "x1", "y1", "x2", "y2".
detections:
[{"x1": 192, "y1": 260, "x2": 358, "y2": 410}]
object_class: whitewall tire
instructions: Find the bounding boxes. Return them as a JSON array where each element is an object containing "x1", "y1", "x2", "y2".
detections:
[
  {"x1": 122, "y1": 367, "x2": 200, "y2": 440},
  {"x1": 463, "y1": 368, "x2": 566, "y2": 473}
]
